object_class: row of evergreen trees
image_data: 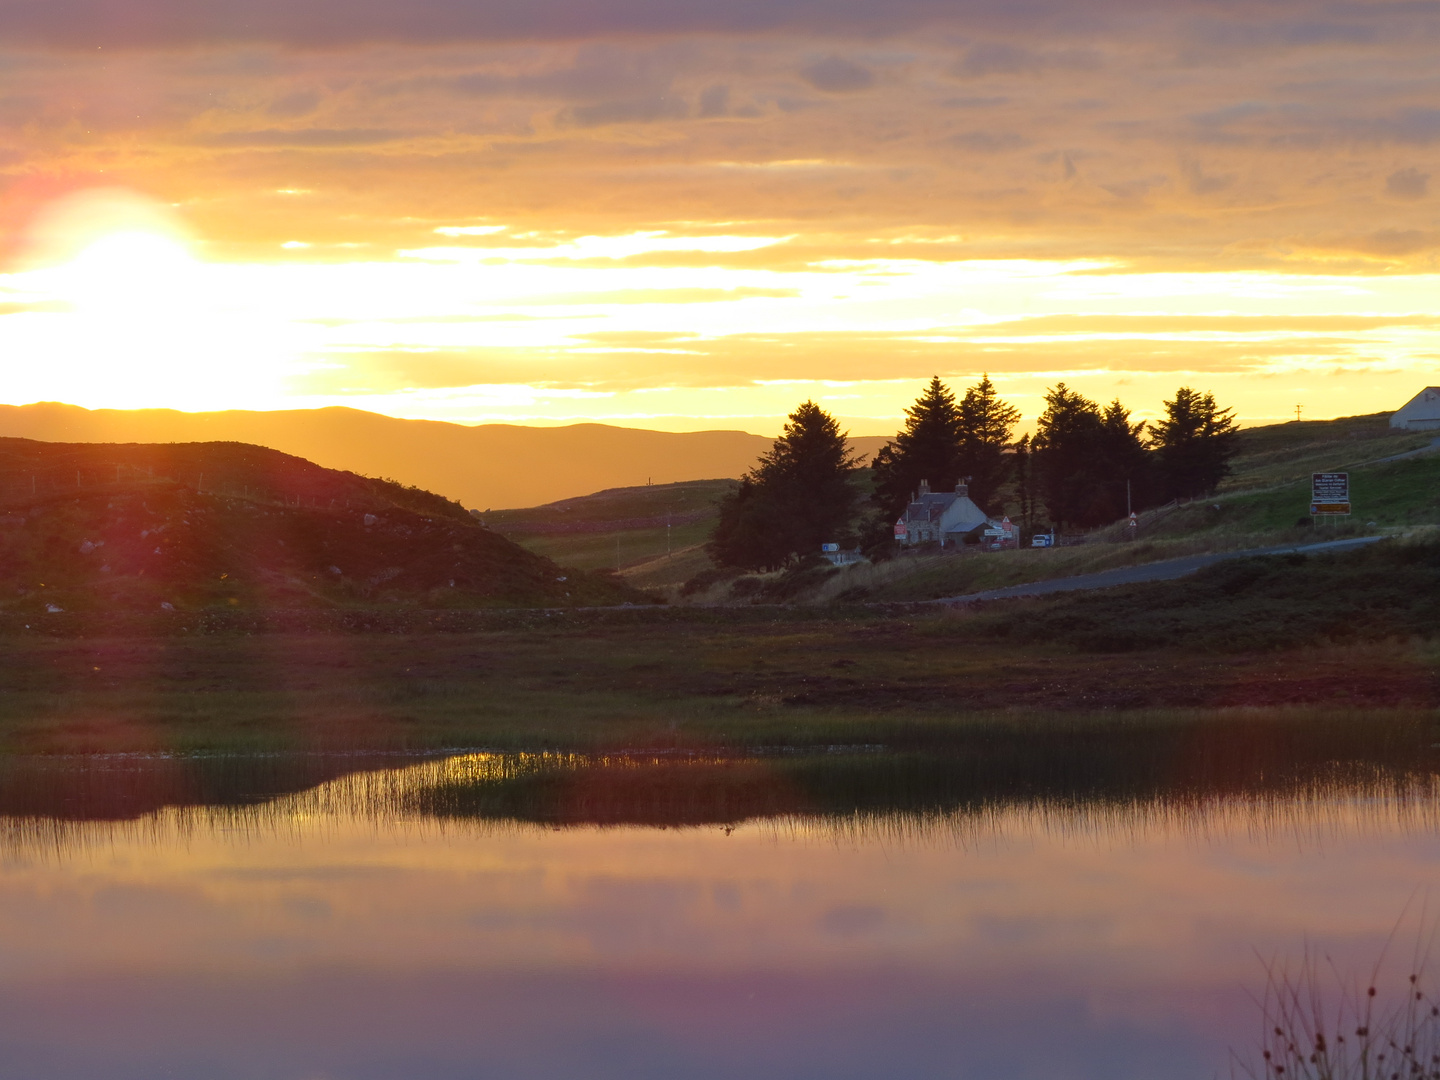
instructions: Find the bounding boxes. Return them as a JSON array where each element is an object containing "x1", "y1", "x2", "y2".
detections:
[{"x1": 709, "y1": 377, "x2": 1240, "y2": 571}]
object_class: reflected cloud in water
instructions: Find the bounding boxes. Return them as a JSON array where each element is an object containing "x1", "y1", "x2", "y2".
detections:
[{"x1": 0, "y1": 747, "x2": 1438, "y2": 1078}]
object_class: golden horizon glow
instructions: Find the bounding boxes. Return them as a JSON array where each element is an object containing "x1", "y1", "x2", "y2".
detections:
[{"x1": 1, "y1": 188, "x2": 1435, "y2": 433}]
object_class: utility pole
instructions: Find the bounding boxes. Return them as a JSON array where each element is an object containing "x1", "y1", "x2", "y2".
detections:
[{"x1": 1295, "y1": 404, "x2": 1303, "y2": 422}]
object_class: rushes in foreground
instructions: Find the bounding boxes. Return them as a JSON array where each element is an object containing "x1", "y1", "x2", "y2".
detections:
[{"x1": 1237, "y1": 943, "x2": 1440, "y2": 1080}]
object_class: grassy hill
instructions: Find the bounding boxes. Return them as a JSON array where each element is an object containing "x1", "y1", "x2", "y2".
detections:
[
  {"x1": 1219, "y1": 410, "x2": 1435, "y2": 492},
  {"x1": 0, "y1": 438, "x2": 647, "y2": 615},
  {"x1": 1103, "y1": 414, "x2": 1439, "y2": 543}
]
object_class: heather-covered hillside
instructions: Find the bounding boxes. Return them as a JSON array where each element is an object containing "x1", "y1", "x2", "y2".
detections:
[{"x1": 0, "y1": 438, "x2": 647, "y2": 613}]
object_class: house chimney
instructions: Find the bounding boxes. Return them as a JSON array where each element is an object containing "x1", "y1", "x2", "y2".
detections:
[
  {"x1": 955, "y1": 478, "x2": 969, "y2": 497},
  {"x1": 918, "y1": 479, "x2": 930, "y2": 496}
]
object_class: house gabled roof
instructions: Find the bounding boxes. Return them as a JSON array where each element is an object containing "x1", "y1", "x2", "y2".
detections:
[
  {"x1": 1392, "y1": 386, "x2": 1440, "y2": 426},
  {"x1": 899, "y1": 491, "x2": 959, "y2": 524}
]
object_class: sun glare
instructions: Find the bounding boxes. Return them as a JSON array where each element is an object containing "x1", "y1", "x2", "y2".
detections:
[
  {"x1": 65, "y1": 229, "x2": 200, "y2": 311},
  {"x1": 3, "y1": 189, "x2": 293, "y2": 412}
]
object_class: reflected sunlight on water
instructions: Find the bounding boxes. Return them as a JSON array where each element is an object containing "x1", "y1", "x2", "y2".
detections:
[{"x1": 2, "y1": 751, "x2": 1439, "y2": 1079}]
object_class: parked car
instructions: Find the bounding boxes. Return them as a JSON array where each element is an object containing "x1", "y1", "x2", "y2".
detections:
[{"x1": 1031, "y1": 533, "x2": 1053, "y2": 548}]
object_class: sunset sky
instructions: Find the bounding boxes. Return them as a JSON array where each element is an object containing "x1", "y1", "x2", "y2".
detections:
[{"x1": 1, "y1": 0, "x2": 1437, "y2": 434}]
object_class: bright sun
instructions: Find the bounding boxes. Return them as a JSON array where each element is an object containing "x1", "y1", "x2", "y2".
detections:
[
  {"x1": 64, "y1": 229, "x2": 201, "y2": 311},
  {"x1": 4, "y1": 189, "x2": 292, "y2": 412}
]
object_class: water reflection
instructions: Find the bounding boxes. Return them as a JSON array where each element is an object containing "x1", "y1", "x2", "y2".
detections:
[
  {"x1": 4, "y1": 730, "x2": 1440, "y2": 852},
  {"x1": 1, "y1": 746, "x2": 1439, "y2": 1079}
]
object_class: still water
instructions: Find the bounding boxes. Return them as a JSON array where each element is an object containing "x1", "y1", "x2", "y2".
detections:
[{"x1": 1, "y1": 749, "x2": 1438, "y2": 1079}]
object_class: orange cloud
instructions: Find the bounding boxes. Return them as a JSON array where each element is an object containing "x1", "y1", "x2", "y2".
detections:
[{"x1": 0, "y1": 6, "x2": 1437, "y2": 429}]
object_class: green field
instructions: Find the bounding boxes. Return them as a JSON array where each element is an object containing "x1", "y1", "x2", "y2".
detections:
[
  {"x1": 486, "y1": 477, "x2": 736, "y2": 587},
  {"x1": 515, "y1": 521, "x2": 715, "y2": 572}
]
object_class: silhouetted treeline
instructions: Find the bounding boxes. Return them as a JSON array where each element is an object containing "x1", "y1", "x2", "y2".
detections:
[
  {"x1": 1031, "y1": 383, "x2": 1239, "y2": 529},
  {"x1": 874, "y1": 377, "x2": 1240, "y2": 533},
  {"x1": 706, "y1": 380, "x2": 1240, "y2": 569}
]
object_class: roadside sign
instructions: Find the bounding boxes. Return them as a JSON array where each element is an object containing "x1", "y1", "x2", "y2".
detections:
[
  {"x1": 1128, "y1": 512, "x2": 1138, "y2": 528},
  {"x1": 821, "y1": 543, "x2": 839, "y2": 553},
  {"x1": 893, "y1": 521, "x2": 907, "y2": 539},
  {"x1": 1311, "y1": 472, "x2": 1351, "y2": 516},
  {"x1": 983, "y1": 528, "x2": 1005, "y2": 536}
]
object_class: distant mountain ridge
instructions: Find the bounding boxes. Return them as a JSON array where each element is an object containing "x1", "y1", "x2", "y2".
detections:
[{"x1": 0, "y1": 403, "x2": 890, "y2": 510}]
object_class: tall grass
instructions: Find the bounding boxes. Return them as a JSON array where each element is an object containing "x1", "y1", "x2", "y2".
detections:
[{"x1": 1237, "y1": 927, "x2": 1440, "y2": 1080}]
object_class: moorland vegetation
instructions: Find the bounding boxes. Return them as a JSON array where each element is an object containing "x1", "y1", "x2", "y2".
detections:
[
  {"x1": 0, "y1": 533, "x2": 1434, "y2": 755},
  {"x1": 0, "y1": 437, "x2": 645, "y2": 614}
]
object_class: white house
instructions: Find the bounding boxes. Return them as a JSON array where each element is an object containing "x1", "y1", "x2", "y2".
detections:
[
  {"x1": 1391, "y1": 387, "x2": 1440, "y2": 430},
  {"x1": 894, "y1": 480, "x2": 992, "y2": 547}
]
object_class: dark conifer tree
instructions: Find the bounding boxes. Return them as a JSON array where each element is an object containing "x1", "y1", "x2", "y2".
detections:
[
  {"x1": 870, "y1": 377, "x2": 963, "y2": 521},
  {"x1": 1148, "y1": 387, "x2": 1240, "y2": 500},
  {"x1": 1012, "y1": 433, "x2": 1033, "y2": 530},
  {"x1": 1031, "y1": 382, "x2": 1107, "y2": 531},
  {"x1": 1033, "y1": 389, "x2": 1161, "y2": 530},
  {"x1": 956, "y1": 374, "x2": 1022, "y2": 512},
  {"x1": 1092, "y1": 399, "x2": 1153, "y2": 521},
  {"x1": 708, "y1": 477, "x2": 788, "y2": 571},
  {"x1": 708, "y1": 401, "x2": 860, "y2": 570}
]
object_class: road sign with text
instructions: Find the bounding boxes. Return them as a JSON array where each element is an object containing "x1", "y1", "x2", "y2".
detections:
[{"x1": 1311, "y1": 472, "x2": 1351, "y2": 516}]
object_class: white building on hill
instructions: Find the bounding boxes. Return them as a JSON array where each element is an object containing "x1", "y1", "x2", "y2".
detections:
[
  {"x1": 1391, "y1": 387, "x2": 1440, "y2": 430},
  {"x1": 894, "y1": 480, "x2": 992, "y2": 547}
]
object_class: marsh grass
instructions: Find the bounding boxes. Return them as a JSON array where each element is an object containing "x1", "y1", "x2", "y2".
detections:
[
  {"x1": 5, "y1": 705, "x2": 1440, "y2": 827},
  {"x1": 12, "y1": 742, "x2": 1440, "y2": 863},
  {"x1": 408, "y1": 733, "x2": 1440, "y2": 827}
]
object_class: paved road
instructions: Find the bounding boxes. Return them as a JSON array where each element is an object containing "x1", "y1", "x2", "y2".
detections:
[{"x1": 935, "y1": 534, "x2": 1387, "y2": 606}]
